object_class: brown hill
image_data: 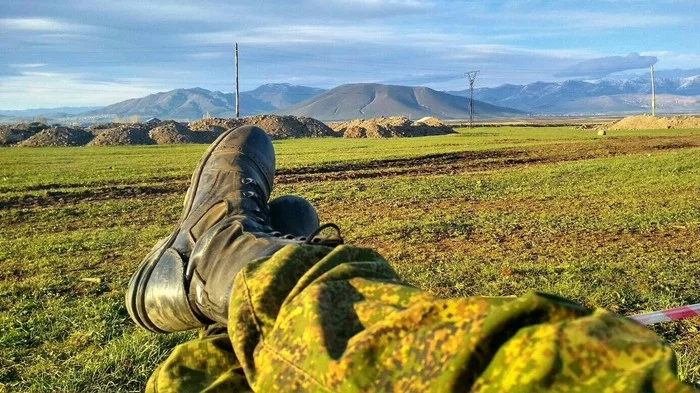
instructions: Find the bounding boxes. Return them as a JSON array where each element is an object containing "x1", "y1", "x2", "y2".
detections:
[{"x1": 279, "y1": 83, "x2": 524, "y2": 121}]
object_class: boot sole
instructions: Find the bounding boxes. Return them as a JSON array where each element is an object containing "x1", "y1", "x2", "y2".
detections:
[{"x1": 126, "y1": 127, "x2": 241, "y2": 333}]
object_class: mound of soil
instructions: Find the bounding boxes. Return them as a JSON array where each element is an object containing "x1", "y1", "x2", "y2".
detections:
[
  {"x1": 87, "y1": 124, "x2": 154, "y2": 146},
  {"x1": 414, "y1": 117, "x2": 444, "y2": 127},
  {"x1": 294, "y1": 116, "x2": 339, "y2": 137},
  {"x1": 0, "y1": 122, "x2": 51, "y2": 146},
  {"x1": 188, "y1": 118, "x2": 239, "y2": 133},
  {"x1": 244, "y1": 115, "x2": 339, "y2": 139},
  {"x1": 18, "y1": 127, "x2": 93, "y2": 147},
  {"x1": 330, "y1": 116, "x2": 456, "y2": 138},
  {"x1": 88, "y1": 122, "x2": 122, "y2": 132},
  {"x1": 605, "y1": 115, "x2": 700, "y2": 130},
  {"x1": 190, "y1": 115, "x2": 339, "y2": 139},
  {"x1": 411, "y1": 117, "x2": 456, "y2": 136},
  {"x1": 149, "y1": 120, "x2": 217, "y2": 144},
  {"x1": 7, "y1": 115, "x2": 340, "y2": 147},
  {"x1": 145, "y1": 117, "x2": 162, "y2": 127}
]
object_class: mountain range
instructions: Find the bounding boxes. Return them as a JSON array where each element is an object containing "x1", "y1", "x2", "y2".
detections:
[
  {"x1": 4, "y1": 70, "x2": 700, "y2": 122},
  {"x1": 449, "y1": 74, "x2": 700, "y2": 114},
  {"x1": 278, "y1": 83, "x2": 523, "y2": 120},
  {"x1": 0, "y1": 106, "x2": 102, "y2": 117},
  {"x1": 84, "y1": 83, "x2": 522, "y2": 121},
  {"x1": 86, "y1": 84, "x2": 324, "y2": 119}
]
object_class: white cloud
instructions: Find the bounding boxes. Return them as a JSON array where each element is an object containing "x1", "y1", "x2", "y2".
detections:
[
  {"x1": 464, "y1": 9, "x2": 688, "y2": 33},
  {"x1": 640, "y1": 51, "x2": 700, "y2": 69},
  {"x1": 186, "y1": 25, "x2": 394, "y2": 45},
  {"x1": 77, "y1": 0, "x2": 231, "y2": 22},
  {"x1": 0, "y1": 72, "x2": 164, "y2": 109},
  {"x1": 8, "y1": 63, "x2": 48, "y2": 68},
  {"x1": 0, "y1": 18, "x2": 93, "y2": 32},
  {"x1": 446, "y1": 44, "x2": 597, "y2": 61},
  {"x1": 556, "y1": 53, "x2": 658, "y2": 78},
  {"x1": 185, "y1": 52, "x2": 227, "y2": 60},
  {"x1": 543, "y1": 11, "x2": 686, "y2": 29},
  {"x1": 317, "y1": 0, "x2": 432, "y2": 13}
]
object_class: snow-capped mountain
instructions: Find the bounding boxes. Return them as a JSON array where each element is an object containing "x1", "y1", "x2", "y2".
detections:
[{"x1": 448, "y1": 72, "x2": 700, "y2": 115}]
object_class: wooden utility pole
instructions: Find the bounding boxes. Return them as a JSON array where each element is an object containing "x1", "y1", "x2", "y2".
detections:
[
  {"x1": 235, "y1": 43, "x2": 240, "y2": 119},
  {"x1": 465, "y1": 71, "x2": 480, "y2": 128},
  {"x1": 650, "y1": 65, "x2": 656, "y2": 117}
]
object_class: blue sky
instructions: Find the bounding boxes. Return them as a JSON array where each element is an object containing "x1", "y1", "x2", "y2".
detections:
[{"x1": 1, "y1": 0, "x2": 699, "y2": 109}]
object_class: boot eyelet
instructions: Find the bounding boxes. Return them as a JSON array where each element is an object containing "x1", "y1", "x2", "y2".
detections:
[
  {"x1": 298, "y1": 237, "x2": 307, "y2": 241},
  {"x1": 241, "y1": 177, "x2": 255, "y2": 184},
  {"x1": 243, "y1": 191, "x2": 256, "y2": 198},
  {"x1": 271, "y1": 231, "x2": 282, "y2": 237},
  {"x1": 283, "y1": 234, "x2": 295, "y2": 240}
]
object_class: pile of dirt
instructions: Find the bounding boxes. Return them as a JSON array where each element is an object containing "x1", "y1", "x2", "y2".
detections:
[
  {"x1": 188, "y1": 118, "x2": 239, "y2": 133},
  {"x1": 414, "y1": 117, "x2": 445, "y2": 127},
  {"x1": 604, "y1": 115, "x2": 700, "y2": 130},
  {"x1": 87, "y1": 124, "x2": 154, "y2": 146},
  {"x1": 88, "y1": 122, "x2": 122, "y2": 132},
  {"x1": 294, "y1": 116, "x2": 339, "y2": 137},
  {"x1": 149, "y1": 120, "x2": 217, "y2": 144},
  {"x1": 412, "y1": 117, "x2": 456, "y2": 136},
  {"x1": 3, "y1": 115, "x2": 343, "y2": 147},
  {"x1": 145, "y1": 117, "x2": 162, "y2": 127},
  {"x1": 330, "y1": 116, "x2": 456, "y2": 138},
  {"x1": 0, "y1": 122, "x2": 51, "y2": 146},
  {"x1": 189, "y1": 115, "x2": 339, "y2": 139},
  {"x1": 17, "y1": 126, "x2": 93, "y2": 147},
  {"x1": 243, "y1": 115, "x2": 339, "y2": 139}
]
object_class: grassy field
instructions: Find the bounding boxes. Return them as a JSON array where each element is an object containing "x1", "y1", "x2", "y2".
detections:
[{"x1": 1, "y1": 126, "x2": 699, "y2": 391}]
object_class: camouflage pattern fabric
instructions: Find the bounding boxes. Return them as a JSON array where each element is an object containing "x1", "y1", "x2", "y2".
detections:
[{"x1": 147, "y1": 245, "x2": 696, "y2": 392}]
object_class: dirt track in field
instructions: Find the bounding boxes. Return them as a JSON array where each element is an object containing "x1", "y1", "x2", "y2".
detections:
[
  {"x1": 276, "y1": 135, "x2": 700, "y2": 183},
  {"x1": 3, "y1": 135, "x2": 699, "y2": 209}
]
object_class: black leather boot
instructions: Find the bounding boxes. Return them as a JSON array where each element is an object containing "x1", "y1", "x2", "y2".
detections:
[
  {"x1": 126, "y1": 125, "x2": 338, "y2": 333},
  {"x1": 126, "y1": 126, "x2": 277, "y2": 332},
  {"x1": 269, "y1": 195, "x2": 320, "y2": 238},
  {"x1": 197, "y1": 194, "x2": 321, "y2": 336}
]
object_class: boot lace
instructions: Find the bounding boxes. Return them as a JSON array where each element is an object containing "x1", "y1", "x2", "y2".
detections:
[{"x1": 304, "y1": 223, "x2": 344, "y2": 246}]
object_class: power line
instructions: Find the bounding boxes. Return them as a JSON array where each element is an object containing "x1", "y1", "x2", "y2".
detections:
[
  {"x1": 465, "y1": 70, "x2": 479, "y2": 129},
  {"x1": 235, "y1": 43, "x2": 240, "y2": 118},
  {"x1": 650, "y1": 65, "x2": 656, "y2": 117}
]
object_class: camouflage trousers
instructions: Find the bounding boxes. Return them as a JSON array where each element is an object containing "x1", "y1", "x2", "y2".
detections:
[{"x1": 146, "y1": 245, "x2": 695, "y2": 392}]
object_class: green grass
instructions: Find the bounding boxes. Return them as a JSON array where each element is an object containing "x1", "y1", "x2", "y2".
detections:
[{"x1": 1, "y1": 126, "x2": 699, "y2": 391}]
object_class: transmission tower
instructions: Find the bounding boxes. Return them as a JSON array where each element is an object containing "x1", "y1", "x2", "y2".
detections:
[
  {"x1": 650, "y1": 65, "x2": 656, "y2": 117},
  {"x1": 235, "y1": 43, "x2": 240, "y2": 119},
  {"x1": 465, "y1": 70, "x2": 480, "y2": 128}
]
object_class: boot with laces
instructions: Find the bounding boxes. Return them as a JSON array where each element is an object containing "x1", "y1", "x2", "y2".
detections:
[{"x1": 126, "y1": 125, "x2": 340, "y2": 333}]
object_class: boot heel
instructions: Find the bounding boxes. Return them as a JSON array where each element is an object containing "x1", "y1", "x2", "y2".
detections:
[{"x1": 127, "y1": 245, "x2": 201, "y2": 333}]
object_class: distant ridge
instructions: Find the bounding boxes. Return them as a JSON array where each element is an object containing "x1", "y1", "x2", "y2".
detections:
[
  {"x1": 247, "y1": 83, "x2": 325, "y2": 109},
  {"x1": 278, "y1": 83, "x2": 524, "y2": 121},
  {"x1": 86, "y1": 88, "x2": 271, "y2": 119},
  {"x1": 87, "y1": 84, "x2": 326, "y2": 120},
  {"x1": 0, "y1": 107, "x2": 102, "y2": 117},
  {"x1": 449, "y1": 75, "x2": 700, "y2": 114},
  {"x1": 6, "y1": 69, "x2": 700, "y2": 121}
]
